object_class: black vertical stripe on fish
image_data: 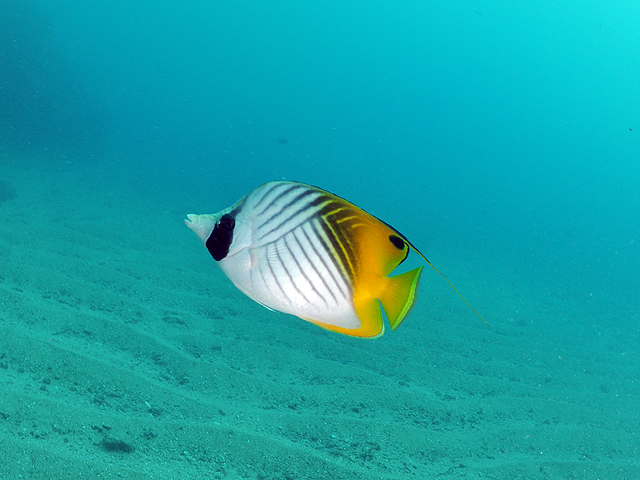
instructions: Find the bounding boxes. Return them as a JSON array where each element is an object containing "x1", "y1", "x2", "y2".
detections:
[
  {"x1": 248, "y1": 182, "x2": 280, "y2": 212},
  {"x1": 266, "y1": 246, "x2": 291, "y2": 304},
  {"x1": 276, "y1": 238, "x2": 312, "y2": 305},
  {"x1": 249, "y1": 184, "x2": 361, "y2": 306},
  {"x1": 319, "y1": 206, "x2": 358, "y2": 281},
  {"x1": 289, "y1": 229, "x2": 333, "y2": 306},
  {"x1": 311, "y1": 214, "x2": 354, "y2": 286},
  {"x1": 267, "y1": 188, "x2": 316, "y2": 224},
  {"x1": 257, "y1": 261, "x2": 270, "y2": 299},
  {"x1": 250, "y1": 182, "x2": 283, "y2": 215},
  {"x1": 255, "y1": 187, "x2": 362, "y2": 294},
  {"x1": 257, "y1": 203, "x2": 315, "y2": 240},
  {"x1": 330, "y1": 223, "x2": 358, "y2": 279},
  {"x1": 284, "y1": 234, "x2": 327, "y2": 306},
  {"x1": 330, "y1": 209, "x2": 362, "y2": 261},
  {"x1": 303, "y1": 220, "x2": 349, "y2": 301},
  {"x1": 254, "y1": 183, "x2": 301, "y2": 217},
  {"x1": 275, "y1": 191, "x2": 324, "y2": 227},
  {"x1": 297, "y1": 225, "x2": 342, "y2": 304},
  {"x1": 257, "y1": 193, "x2": 327, "y2": 241},
  {"x1": 259, "y1": 186, "x2": 308, "y2": 222}
]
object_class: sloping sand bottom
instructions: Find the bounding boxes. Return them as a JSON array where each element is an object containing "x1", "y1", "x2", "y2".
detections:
[{"x1": 0, "y1": 158, "x2": 637, "y2": 479}]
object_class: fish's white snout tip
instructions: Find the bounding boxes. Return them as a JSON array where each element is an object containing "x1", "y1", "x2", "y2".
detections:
[
  {"x1": 185, "y1": 213, "x2": 217, "y2": 245},
  {"x1": 184, "y1": 214, "x2": 199, "y2": 230}
]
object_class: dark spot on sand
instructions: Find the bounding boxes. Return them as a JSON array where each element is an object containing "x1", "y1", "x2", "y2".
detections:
[{"x1": 101, "y1": 439, "x2": 135, "y2": 453}]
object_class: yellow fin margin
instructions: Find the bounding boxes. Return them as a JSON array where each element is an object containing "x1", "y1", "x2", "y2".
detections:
[{"x1": 378, "y1": 266, "x2": 423, "y2": 330}]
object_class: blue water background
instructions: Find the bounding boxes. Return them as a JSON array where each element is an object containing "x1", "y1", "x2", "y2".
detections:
[
  {"x1": 5, "y1": 0, "x2": 639, "y2": 314},
  {"x1": 1, "y1": 0, "x2": 639, "y2": 473}
]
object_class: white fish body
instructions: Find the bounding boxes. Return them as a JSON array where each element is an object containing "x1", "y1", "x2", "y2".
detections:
[{"x1": 186, "y1": 181, "x2": 428, "y2": 337}]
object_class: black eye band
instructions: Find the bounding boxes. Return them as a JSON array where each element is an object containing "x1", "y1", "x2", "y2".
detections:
[
  {"x1": 206, "y1": 214, "x2": 235, "y2": 261},
  {"x1": 218, "y1": 214, "x2": 235, "y2": 232}
]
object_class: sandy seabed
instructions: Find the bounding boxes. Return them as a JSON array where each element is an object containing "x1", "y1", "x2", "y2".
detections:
[{"x1": 0, "y1": 157, "x2": 638, "y2": 479}]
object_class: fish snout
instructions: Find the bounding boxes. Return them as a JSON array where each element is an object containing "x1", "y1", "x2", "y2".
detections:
[{"x1": 185, "y1": 214, "x2": 217, "y2": 245}]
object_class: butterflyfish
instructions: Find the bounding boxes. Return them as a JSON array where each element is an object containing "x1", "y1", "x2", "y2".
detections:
[{"x1": 185, "y1": 181, "x2": 486, "y2": 338}]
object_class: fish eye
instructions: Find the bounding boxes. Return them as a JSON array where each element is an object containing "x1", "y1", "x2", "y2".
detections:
[
  {"x1": 218, "y1": 214, "x2": 235, "y2": 232},
  {"x1": 389, "y1": 235, "x2": 405, "y2": 250}
]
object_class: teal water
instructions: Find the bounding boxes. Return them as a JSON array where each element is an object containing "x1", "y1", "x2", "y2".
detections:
[{"x1": 0, "y1": 1, "x2": 638, "y2": 478}]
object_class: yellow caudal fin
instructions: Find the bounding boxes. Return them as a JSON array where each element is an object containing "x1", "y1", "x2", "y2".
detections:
[{"x1": 378, "y1": 266, "x2": 423, "y2": 330}]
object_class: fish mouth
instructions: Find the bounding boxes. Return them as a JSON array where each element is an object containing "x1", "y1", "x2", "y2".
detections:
[
  {"x1": 185, "y1": 213, "x2": 217, "y2": 245},
  {"x1": 185, "y1": 198, "x2": 243, "y2": 245}
]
